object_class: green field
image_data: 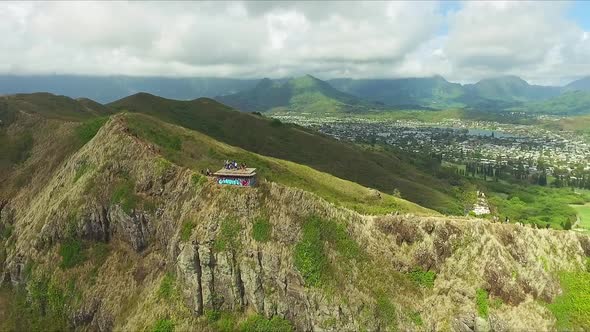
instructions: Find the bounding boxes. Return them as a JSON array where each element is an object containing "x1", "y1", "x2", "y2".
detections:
[
  {"x1": 571, "y1": 204, "x2": 590, "y2": 233},
  {"x1": 484, "y1": 182, "x2": 590, "y2": 230}
]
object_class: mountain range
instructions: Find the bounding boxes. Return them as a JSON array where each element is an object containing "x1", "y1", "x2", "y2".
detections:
[
  {"x1": 1, "y1": 74, "x2": 590, "y2": 115},
  {"x1": 216, "y1": 75, "x2": 383, "y2": 114}
]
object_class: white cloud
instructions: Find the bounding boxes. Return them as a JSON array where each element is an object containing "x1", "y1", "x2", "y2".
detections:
[
  {"x1": 0, "y1": 1, "x2": 588, "y2": 84},
  {"x1": 443, "y1": 1, "x2": 590, "y2": 84}
]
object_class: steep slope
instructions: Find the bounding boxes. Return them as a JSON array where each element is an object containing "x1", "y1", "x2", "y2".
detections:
[
  {"x1": 329, "y1": 75, "x2": 465, "y2": 109},
  {"x1": 1, "y1": 115, "x2": 589, "y2": 331},
  {"x1": 216, "y1": 75, "x2": 375, "y2": 113},
  {"x1": 565, "y1": 76, "x2": 590, "y2": 92},
  {"x1": 0, "y1": 75, "x2": 258, "y2": 103},
  {"x1": 0, "y1": 94, "x2": 111, "y2": 198},
  {"x1": 109, "y1": 93, "x2": 465, "y2": 214}
]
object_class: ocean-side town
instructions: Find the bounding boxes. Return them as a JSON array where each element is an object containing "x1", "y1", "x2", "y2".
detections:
[{"x1": 272, "y1": 115, "x2": 590, "y2": 182}]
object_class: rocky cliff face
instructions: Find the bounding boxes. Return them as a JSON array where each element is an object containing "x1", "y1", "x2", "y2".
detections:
[{"x1": 1, "y1": 115, "x2": 589, "y2": 331}]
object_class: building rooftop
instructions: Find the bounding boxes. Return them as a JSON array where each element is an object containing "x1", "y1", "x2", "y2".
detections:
[{"x1": 213, "y1": 168, "x2": 257, "y2": 177}]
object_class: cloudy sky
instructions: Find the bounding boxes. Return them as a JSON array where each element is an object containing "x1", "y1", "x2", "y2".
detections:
[{"x1": 1, "y1": 1, "x2": 589, "y2": 85}]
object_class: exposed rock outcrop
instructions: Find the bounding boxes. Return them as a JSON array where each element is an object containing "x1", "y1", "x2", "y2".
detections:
[{"x1": 0, "y1": 116, "x2": 588, "y2": 331}]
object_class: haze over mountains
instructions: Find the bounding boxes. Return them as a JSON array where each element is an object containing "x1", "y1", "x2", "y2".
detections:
[{"x1": 2, "y1": 74, "x2": 590, "y2": 115}]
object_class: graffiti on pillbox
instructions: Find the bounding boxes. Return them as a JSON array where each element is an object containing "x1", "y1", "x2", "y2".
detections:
[{"x1": 218, "y1": 177, "x2": 251, "y2": 186}]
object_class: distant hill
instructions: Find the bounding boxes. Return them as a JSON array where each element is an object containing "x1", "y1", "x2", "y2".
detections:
[
  {"x1": 0, "y1": 92, "x2": 112, "y2": 123},
  {"x1": 216, "y1": 75, "x2": 378, "y2": 113},
  {"x1": 463, "y1": 75, "x2": 561, "y2": 103},
  {"x1": 329, "y1": 75, "x2": 564, "y2": 110},
  {"x1": 3, "y1": 74, "x2": 590, "y2": 114},
  {"x1": 0, "y1": 75, "x2": 258, "y2": 103},
  {"x1": 511, "y1": 90, "x2": 590, "y2": 115},
  {"x1": 329, "y1": 75, "x2": 466, "y2": 109},
  {"x1": 565, "y1": 76, "x2": 590, "y2": 92},
  {"x1": 110, "y1": 92, "x2": 464, "y2": 213}
]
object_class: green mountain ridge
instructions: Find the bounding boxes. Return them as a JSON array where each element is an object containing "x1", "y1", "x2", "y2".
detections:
[
  {"x1": 464, "y1": 75, "x2": 562, "y2": 103},
  {"x1": 511, "y1": 90, "x2": 590, "y2": 115},
  {"x1": 565, "y1": 76, "x2": 590, "y2": 92},
  {"x1": 3, "y1": 74, "x2": 590, "y2": 114},
  {"x1": 216, "y1": 75, "x2": 380, "y2": 113},
  {"x1": 330, "y1": 75, "x2": 565, "y2": 111},
  {"x1": 0, "y1": 75, "x2": 259, "y2": 103},
  {"x1": 329, "y1": 75, "x2": 467, "y2": 109}
]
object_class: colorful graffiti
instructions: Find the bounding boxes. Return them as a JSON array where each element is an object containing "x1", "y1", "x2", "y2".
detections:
[{"x1": 217, "y1": 177, "x2": 254, "y2": 187}]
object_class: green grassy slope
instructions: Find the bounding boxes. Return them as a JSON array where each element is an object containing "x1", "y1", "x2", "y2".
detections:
[
  {"x1": 124, "y1": 113, "x2": 435, "y2": 215},
  {"x1": 216, "y1": 75, "x2": 376, "y2": 114},
  {"x1": 109, "y1": 93, "x2": 464, "y2": 214},
  {"x1": 571, "y1": 204, "x2": 590, "y2": 232},
  {"x1": 0, "y1": 94, "x2": 110, "y2": 198}
]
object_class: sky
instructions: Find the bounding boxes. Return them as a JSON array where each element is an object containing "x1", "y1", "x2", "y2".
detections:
[{"x1": 1, "y1": 1, "x2": 589, "y2": 85}]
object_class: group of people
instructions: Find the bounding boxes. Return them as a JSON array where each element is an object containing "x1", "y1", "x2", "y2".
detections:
[
  {"x1": 200, "y1": 160, "x2": 249, "y2": 177},
  {"x1": 224, "y1": 160, "x2": 247, "y2": 170}
]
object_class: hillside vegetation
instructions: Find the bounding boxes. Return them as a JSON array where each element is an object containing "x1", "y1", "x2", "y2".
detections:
[
  {"x1": 0, "y1": 114, "x2": 588, "y2": 331},
  {"x1": 124, "y1": 112, "x2": 434, "y2": 216},
  {"x1": 109, "y1": 93, "x2": 466, "y2": 214},
  {"x1": 0, "y1": 93, "x2": 589, "y2": 331}
]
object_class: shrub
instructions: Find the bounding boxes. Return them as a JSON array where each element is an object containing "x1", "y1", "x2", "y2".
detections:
[
  {"x1": 293, "y1": 218, "x2": 328, "y2": 287},
  {"x1": 205, "y1": 309, "x2": 221, "y2": 323},
  {"x1": 239, "y1": 314, "x2": 293, "y2": 332},
  {"x1": 215, "y1": 312, "x2": 237, "y2": 332},
  {"x1": 180, "y1": 220, "x2": 195, "y2": 242},
  {"x1": 252, "y1": 217, "x2": 272, "y2": 242},
  {"x1": 409, "y1": 311, "x2": 423, "y2": 326},
  {"x1": 548, "y1": 271, "x2": 590, "y2": 330},
  {"x1": 409, "y1": 268, "x2": 436, "y2": 288},
  {"x1": 90, "y1": 242, "x2": 110, "y2": 267},
  {"x1": 59, "y1": 238, "x2": 86, "y2": 269},
  {"x1": 1, "y1": 224, "x2": 13, "y2": 239},
  {"x1": 191, "y1": 173, "x2": 207, "y2": 187},
  {"x1": 476, "y1": 288, "x2": 489, "y2": 318},
  {"x1": 73, "y1": 160, "x2": 92, "y2": 183},
  {"x1": 293, "y1": 216, "x2": 363, "y2": 287},
  {"x1": 25, "y1": 275, "x2": 77, "y2": 331},
  {"x1": 158, "y1": 273, "x2": 175, "y2": 300},
  {"x1": 155, "y1": 157, "x2": 172, "y2": 175},
  {"x1": 375, "y1": 293, "x2": 396, "y2": 329},
  {"x1": 111, "y1": 180, "x2": 138, "y2": 213},
  {"x1": 214, "y1": 218, "x2": 242, "y2": 251},
  {"x1": 152, "y1": 319, "x2": 174, "y2": 332}
]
